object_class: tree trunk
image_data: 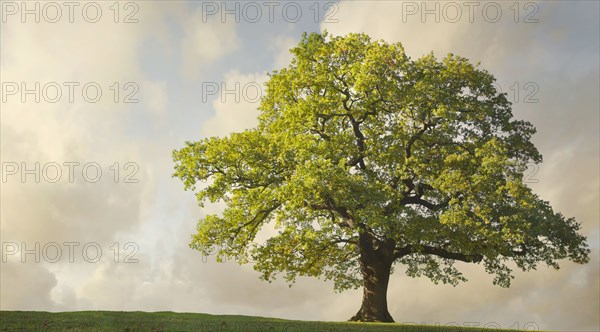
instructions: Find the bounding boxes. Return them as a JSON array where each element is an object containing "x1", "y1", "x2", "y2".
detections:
[{"x1": 350, "y1": 232, "x2": 395, "y2": 323}]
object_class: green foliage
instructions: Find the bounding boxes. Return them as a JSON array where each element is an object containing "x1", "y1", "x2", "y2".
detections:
[{"x1": 173, "y1": 32, "x2": 589, "y2": 291}]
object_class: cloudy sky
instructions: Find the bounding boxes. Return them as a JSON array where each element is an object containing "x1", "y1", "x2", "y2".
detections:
[{"x1": 1, "y1": 1, "x2": 598, "y2": 330}]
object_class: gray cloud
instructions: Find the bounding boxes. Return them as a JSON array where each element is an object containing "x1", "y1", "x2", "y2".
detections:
[{"x1": 0, "y1": 262, "x2": 57, "y2": 310}]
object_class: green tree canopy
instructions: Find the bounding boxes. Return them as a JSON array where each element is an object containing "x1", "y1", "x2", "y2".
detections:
[{"x1": 173, "y1": 32, "x2": 589, "y2": 322}]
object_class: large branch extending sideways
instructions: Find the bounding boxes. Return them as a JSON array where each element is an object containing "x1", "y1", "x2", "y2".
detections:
[
  {"x1": 394, "y1": 244, "x2": 483, "y2": 262},
  {"x1": 421, "y1": 245, "x2": 483, "y2": 262},
  {"x1": 399, "y1": 196, "x2": 449, "y2": 212}
]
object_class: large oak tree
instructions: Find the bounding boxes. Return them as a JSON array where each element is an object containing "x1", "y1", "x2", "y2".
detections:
[{"x1": 173, "y1": 32, "x2": 589, "y2": 322}]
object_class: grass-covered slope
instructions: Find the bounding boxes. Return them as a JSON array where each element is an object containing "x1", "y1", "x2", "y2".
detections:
[{"x1": 0, "y1": 311, "x2": 539, "y2": 331}]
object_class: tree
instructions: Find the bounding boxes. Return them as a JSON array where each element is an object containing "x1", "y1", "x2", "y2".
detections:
[{"x1": 172, "y1": 32, "x2": 590, "y2": 322}]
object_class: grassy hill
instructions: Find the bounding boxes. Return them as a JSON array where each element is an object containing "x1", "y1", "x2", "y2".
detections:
[{"x1": 0, "y1": 311, "x2": 536, "y2": 331}]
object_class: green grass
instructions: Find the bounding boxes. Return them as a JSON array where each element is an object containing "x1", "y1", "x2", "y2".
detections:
[{"x1": 0, "y1": 311, "x2": 537, "y2": 332}]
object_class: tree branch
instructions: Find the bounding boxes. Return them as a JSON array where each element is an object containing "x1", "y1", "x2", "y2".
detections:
[
  {"x1": 405, "y1": 124, "x2": 431, "y2": 159},
  {"x1": 340, "y1": 89, "x2": 367, "y2": 170},
  {"x1": 420, "y1": 245, "x2": 483, "y2": 263},
  {"x1": 394, "y1": 245, "x2": 412, "y2": 259},
  {"x1": 231, "y1": 202, "x2": 281, "y2": 239},
  {"x1": 399, "y1": 196, "x2": 449, "y2": 212},
  {"x1": 394, "y1": 244, "x2": 483, "y2": 263}
]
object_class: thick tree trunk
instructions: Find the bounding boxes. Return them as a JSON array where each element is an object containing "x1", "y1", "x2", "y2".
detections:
[{"x1": 350, "y1": 232, "x2": 395, "y2": 323}]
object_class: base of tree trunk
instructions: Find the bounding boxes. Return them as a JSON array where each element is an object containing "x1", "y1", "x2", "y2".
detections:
[{"x1": 349, "y1": 307, "x2": 395, "y2": 323}]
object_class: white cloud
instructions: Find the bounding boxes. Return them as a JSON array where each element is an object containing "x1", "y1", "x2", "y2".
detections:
[
  {"x1": 0, "y1": 262, "x2": 57, "y2": 310},
  {"x1": 142, "y1": 80, "x2": 168, "y2": 114},
  {"x1": 270, "y1": 35, "x2": 298, "y2": 69},
  {"x1": 180, "y1": 7, "x2": 240, "y2": 79},
  {"x1": 201, "y1": 69, "x2": 268, "y2": 137}
]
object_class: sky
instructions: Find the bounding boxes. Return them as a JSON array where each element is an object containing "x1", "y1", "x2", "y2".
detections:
[{"x1": 0, "y1": 1, "x2": 598, "y2": 330}]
